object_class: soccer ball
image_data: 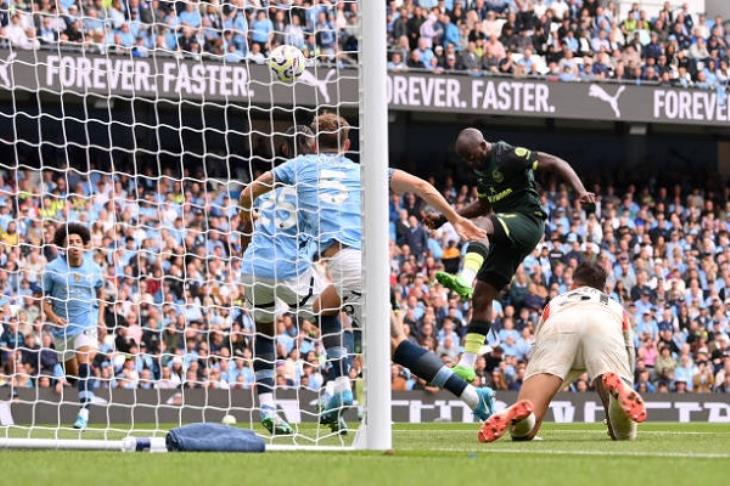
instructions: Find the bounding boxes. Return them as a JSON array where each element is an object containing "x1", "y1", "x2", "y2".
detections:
[
  {"x1": 268, "y1": 45, "x2": 306, "y2": 83},
  {"x1": 221, "y1": 414, "x2": 237, "y2": 426}
]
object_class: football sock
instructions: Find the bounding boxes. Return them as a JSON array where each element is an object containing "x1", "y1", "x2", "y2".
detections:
[
  {"x1": 458, "y1": 242, "x2": 489, "y2": 286},
  {"x1": 343, "y1": 329, "x2": 354, "y2": 368},
  {"x1": 254, "y1": 333, "x2": 275, "y2": 400},
  {"x1": 77, "y1": 363, "x2": 93, "y2": 409},
  {"x1": 393, "y1": 340, "x2": 479, "y2": 409},
  {"x1": 321, "y1": 314, "x2": 351, "y2": 391},
  {"x1": 460, "y1": 320, "x2": 491, "y2": 368}
]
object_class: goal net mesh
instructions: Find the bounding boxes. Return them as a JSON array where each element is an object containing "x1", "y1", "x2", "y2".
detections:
[{"x1": 0, "y1": 0, "x2": 364, "y2": 449}]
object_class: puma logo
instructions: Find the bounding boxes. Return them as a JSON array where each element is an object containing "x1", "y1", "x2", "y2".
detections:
[
  {"x1": 298, "y1": 69, "x2": 336, "y2": 104},
  {"x1": 0, "y1": 52, "x2": 17, "y2": 88},
  {"x1": 588, "y1": 84, "x2": 626, "y2": 118}
]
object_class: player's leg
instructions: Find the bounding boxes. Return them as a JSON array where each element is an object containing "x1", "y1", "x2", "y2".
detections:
[
  {"x1": 300, "y1": 269, "x2": 356, "y2": 394},
  {"x1": 390, "y1": 308, "x2": 495, "y2": 421},
  {"x1": 436, "y1": 216, "x2": 494, "y2": 299},
  {"x1": 480, "y1": 318, "x2": 577, "y2": 442},
  {"x1": 583, "y1": 317, "x2": 646, "y2": 440},
  {"x1": 453, "y1": 215, "x2": 513, "y2": 381},
  {"x1": 454, "y1": 214, "x2": 544, "y2": 382},
  {"x1": 479, "y1": 373, "x2": 563, "y2": 443},
  {"x1": 244, "y1": 276, "x2": 293, "y2": 435},
  {"x1": 72, "y1": 329, "x2": 98, "y2": 430},
  {"x1": 67, "y1": 328, "x2": 97, "y2": 430},
  {"x1": 314, "y1": 285, "x2": 351, "y2": 394},
  {"x1": 314, "y1": 248, "x2": 361, "y2": 428}
]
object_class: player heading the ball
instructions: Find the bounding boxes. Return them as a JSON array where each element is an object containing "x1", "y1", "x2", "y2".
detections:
[{"x1": 431, "y1": 127, "x2": 596, "y2": 384}]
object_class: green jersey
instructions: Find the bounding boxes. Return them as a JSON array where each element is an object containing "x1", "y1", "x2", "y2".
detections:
[{"x1": 474, "y1": 141, "x2": 547, "y2": 220}]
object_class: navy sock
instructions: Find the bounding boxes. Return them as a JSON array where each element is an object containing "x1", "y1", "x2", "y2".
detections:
[
  {"x1": 392, "y1": 340, "x2": 467, "y2": 397},
  {"x1": 253, "y1": 334, "x2": 275, "y2": 397},
  {"x1": 320, "y1": 314, "x2": 348, "y2": 378},
  {"x1": 343, "y1": 330, "x2": 354, "y2": 369},
  {"x1": 77, "y1": 363, "x2": 93, "y2": 408}
]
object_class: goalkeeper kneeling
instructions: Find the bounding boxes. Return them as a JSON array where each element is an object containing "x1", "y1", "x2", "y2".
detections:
[{"x1": 479, "y1": 262, "x2": 647, "y2": 443}]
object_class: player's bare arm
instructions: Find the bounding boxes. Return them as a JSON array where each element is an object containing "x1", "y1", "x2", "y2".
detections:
[
  {"x1": 390, "y1": 169, "x2": 486, "y2": 241},
  {"x1": 97, "y1": 287, "x2": 106, "y2": 336},
  {"x1": 43, "y1": 297, "x2": 65, "y2": 327},
  {"x1": 535, "y1": 152, "x2": 596, "y2": 205},
  {"x1": 238, "y1": 171, "x2": 274, "y2": 232}
]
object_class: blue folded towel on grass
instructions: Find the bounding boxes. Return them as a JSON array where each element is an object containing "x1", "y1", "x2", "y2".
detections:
[{"x1": 166, "y1": 423, "x2": 265, "y2": 452}]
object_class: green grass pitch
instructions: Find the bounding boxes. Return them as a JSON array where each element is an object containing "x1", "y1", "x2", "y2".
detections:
[{"x1": 2, "y1": 423, "x2": 730, "y2": 486}]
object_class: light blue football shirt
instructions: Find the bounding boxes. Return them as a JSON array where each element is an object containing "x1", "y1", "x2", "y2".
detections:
[
  {"x1": 42, "y1": 254, "x2": 103, "y2": 338},
  {"x1": 242, "y1": 186, "x2": 312, "y2": 281},
  {"x1": 272, "y1": 153, "x2": 362, "y2": 251}
]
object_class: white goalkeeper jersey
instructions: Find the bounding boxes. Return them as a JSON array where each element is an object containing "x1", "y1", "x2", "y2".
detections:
[{"x1": 538, "y1": 286, "x2": 631, "y2": 338}]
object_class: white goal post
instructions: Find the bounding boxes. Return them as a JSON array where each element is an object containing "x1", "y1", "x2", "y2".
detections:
[{"x1": 0, "y1": 0, "x2": 390, "y2": 452}]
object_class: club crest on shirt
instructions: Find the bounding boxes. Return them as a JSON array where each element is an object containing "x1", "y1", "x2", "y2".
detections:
[
  {"x1": 74, "y1": 274, "x2": 81, "y2": 282},
  {"x1": 492, "y1": 169, "x2": 504, "y2": 183}
]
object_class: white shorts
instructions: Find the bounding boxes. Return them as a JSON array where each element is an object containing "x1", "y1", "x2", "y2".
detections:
[
  {"x1": 525, "y1": 306, "x2": 633, "y2": 385},
  {"x1": 242, "y1": 267, "x2": 324, "y2": 323},
  {"x1": 53, "y1": 327, "x2": 98, "y2": 362},
  {"x1": 325, "y1": 247, "x2": 362, "y2": 325}
]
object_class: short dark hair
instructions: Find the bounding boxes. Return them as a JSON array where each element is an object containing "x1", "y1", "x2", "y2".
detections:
[
  {"x1": 573, "y1": 261, "x2": 607, "y2": 291},
  {"x1": 53, "y1": 223, "x2": 91, "y2": 248},
  {"x1": 281, "y1": 125, "x2": 314, "y2": 158}
]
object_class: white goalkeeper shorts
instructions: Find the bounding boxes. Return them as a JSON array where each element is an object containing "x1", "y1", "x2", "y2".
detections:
[
  {"x1": 53, "y1": 327, "x2": 98, "y2": 362},
  {"x1": 525, "y1": 306, "x2": 633, "y2": 385},
  {"x1": 325, "y1": 247, "x2": 362, "y2": 326},
  {"x1": 242, "y1": 267, "x2": 324, "y2": 323}
]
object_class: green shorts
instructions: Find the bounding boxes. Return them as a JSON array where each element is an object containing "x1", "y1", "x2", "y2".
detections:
[{"x1": 476, "y1": 212, "x2": 545, "y2": 290}]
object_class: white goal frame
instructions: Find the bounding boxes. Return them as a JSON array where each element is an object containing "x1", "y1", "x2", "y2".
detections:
[{"x1": 0, "y1": 1, "x2": 391, "y2": 453}]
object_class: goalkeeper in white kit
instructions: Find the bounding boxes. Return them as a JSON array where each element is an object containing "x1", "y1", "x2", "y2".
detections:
[{"x1": 479, "y1": 262, "x2": 647, "y2": 443}]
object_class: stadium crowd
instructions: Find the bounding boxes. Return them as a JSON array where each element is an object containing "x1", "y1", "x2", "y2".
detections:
[
  {"x1": 1, "y1": 164, "x2": 730, "y2": 397},
  {"x1": 0, "y1": 1, "x2": 729, "y2": 89},
  {"x1": 386, "y1": 1, "x2": 730, "y2": 88},
  {"x1": 0, "y1": 0, "x2": 359, "y2": 64}
]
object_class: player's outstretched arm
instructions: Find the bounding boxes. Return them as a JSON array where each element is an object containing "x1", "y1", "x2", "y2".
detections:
[
  {"x1": 535, "y1": 152, "x2": 596, "y2": 205},
  {"x1": 390, "y1": 169, "x2": 486, "y2": 241}
]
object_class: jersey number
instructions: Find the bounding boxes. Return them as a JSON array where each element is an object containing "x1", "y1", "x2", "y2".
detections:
[
  {"x1": 259, "y1": 187, "x2": 298, "y2": 230},
  {"x1": 319, "y1": 169, "x2": 349, "y2": 205}
]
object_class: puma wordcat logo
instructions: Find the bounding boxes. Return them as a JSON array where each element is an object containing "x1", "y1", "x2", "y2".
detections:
[
  {"x1": 589, "y1": 84, "x2": 626, "y2": 118},
  {"x1": 298, "y1": 69, "x2": 336, "y2": 104}
]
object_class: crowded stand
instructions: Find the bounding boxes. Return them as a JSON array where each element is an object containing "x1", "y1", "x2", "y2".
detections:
[
  {"x1": 0, "y1": 1, "x2": 728, "y2": 88},
  {"x1": 1, "y1": 164, "x2": 729, "y2": 396}
]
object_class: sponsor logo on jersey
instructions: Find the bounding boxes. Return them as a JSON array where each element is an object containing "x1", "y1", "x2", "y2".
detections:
[{"x1": 486, "y1": 187, "x2": 513, "y2": 203}]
